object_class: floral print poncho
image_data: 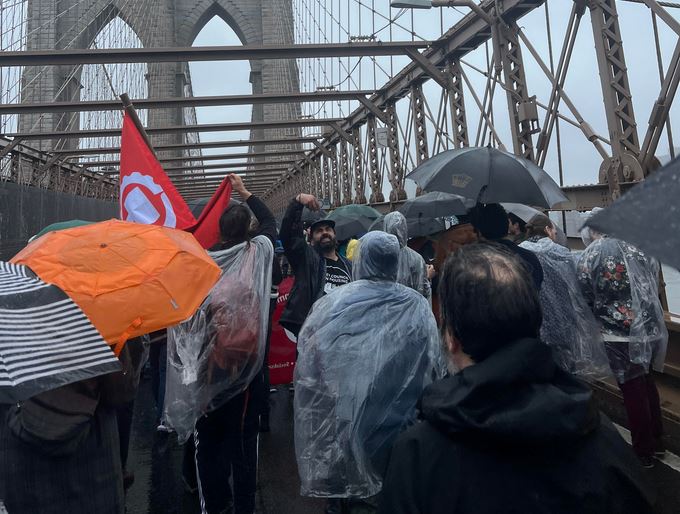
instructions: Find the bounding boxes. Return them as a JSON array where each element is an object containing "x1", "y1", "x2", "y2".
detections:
[{"x1": 576, "y1": 237, "x2": 667, "y2": 380}]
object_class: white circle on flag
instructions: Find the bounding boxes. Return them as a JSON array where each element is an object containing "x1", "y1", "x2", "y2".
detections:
[{"x1": 121, "y1": 172, "x2": 177, "y2": 228}]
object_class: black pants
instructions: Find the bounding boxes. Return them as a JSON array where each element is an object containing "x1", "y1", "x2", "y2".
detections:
[
  {"x1": 194, "y1": 392, "x2": 260, "y2": 514},
  {"x1": 148, "y1": 337, "x2": 167, "y2": 422},
  {"x1": 260, "y1": 297, "x2": 277, "y2": 424},
  {"x1": 115, "y1": 400, "x2": 135, "y2": 470}
]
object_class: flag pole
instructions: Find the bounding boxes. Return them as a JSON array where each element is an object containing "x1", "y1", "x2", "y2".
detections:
[{"x1": 120, "y1": 93, "x2": 157, "y2": 154}]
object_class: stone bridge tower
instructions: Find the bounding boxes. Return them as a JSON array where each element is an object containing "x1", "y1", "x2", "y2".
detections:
[{"x1": 21, "y1": 0, "x2": 301, "y2": 153}]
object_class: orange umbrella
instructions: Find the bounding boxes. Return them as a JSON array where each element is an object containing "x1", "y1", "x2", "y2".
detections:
[{"x1": 12, "y1": 219, "x2": 221, "y2": 353}]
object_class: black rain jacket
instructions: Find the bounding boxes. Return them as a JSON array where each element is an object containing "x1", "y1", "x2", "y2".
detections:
[
  {"x1": 378, "y1": 338, "x2": 655, "y2": 514},
  {"x1": 279, "y1": 199, "x2": 351, "y2": 336}
]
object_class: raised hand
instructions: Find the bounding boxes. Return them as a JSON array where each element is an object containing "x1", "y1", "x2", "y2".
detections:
[{"x1": 296, "y1": 193, "x2": 320, "y2": 211}]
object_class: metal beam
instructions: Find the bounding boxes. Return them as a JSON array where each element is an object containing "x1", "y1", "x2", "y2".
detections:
[
  {"x1": 168, "y1": 168, "x2": 288, "y2": 179},
  {"x1": 176, "y1": 183, "x2": 280, "y2": 193},
  {"x1": 79, "y1": 150, "x2": 305, "y2": 168},
  {"x1": 0, "y1": 138, "x2": 22, "y2": 159},
  {"x1": 50, "y1": 137, "x2": 317, "y2": 156},
  {"x1": 2, "y1": 119, "x2": 343, "y2": 142},
  {"x1": 0, "y1": 91, "x2": 375, "y2": 115},
  {"x1": 94, "y1": 161, "x2": 295, "y2": 174},
  {"x1": 177, "y1": 175, "x2": 283, "y2": 185},
  {"x1": 589, "y1": 0, "x2": 643, "y2": 195},
  {"x1": 496, "y1": 21, "x2": 538, "y2": 161},
  {"x1": 168, "y1": 160, "x2": 297, "y2": 173},
  {"x1": 175, "y1": 181, "x2": 282, "y2": 190},
  {"x1": 405, "y1": 48, "x2": 450, "y2": 90},
  {"x1": 558, "y1": 181, "x2": 637, "y2": 210},
  {"x1": 0, "y1": 42, "x2": 430, "y2": 67},
  {"x1": 175, "y1": 179, "x2": 282, "y2": 189}
]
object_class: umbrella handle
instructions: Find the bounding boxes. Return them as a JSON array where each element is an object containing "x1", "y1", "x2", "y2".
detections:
[
  {"x1": 476, "y1": 185, "x2": 488, "y2": 205},
  {"x1": 113, "y1": 317, "x2": 143, "y2": 356}
]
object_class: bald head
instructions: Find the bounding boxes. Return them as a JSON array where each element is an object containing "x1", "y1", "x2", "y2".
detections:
[{"x1": 439, "y1": 243, "x2": 542, "y2": 362}]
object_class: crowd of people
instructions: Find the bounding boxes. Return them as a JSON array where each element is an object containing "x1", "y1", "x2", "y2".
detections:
[{"x1": 0, "y1": 176, "x2": 671, "y2": 514}]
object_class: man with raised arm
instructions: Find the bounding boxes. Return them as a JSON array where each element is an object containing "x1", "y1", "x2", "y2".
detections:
[{"x1": 278, "y1": 193, "x2": 352, "y2": 338}]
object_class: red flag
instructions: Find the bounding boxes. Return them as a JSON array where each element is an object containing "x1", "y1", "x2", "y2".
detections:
[
  {"x1": 187, "y1": 177, "x2": 232, "y2": 249},
  {"x1": 119, "y1": 113, "x2": 197, "y2": 229},
  {"x1": 119, "y1": 112, "x2": 233, "y2": 249}
]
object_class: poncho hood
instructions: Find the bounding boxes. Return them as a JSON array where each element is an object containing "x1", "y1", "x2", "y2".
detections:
[
  {"x1": 352, "y1": 231, "x2": 400, "y2": 282},
  {"x1": 384, "y1": 211, "x2": 408, "y2": 248}
]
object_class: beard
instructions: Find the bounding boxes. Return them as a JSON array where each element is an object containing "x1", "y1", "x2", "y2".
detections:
[{"x1": 315, "y1": 234, "x2": 336, "y2": 251}]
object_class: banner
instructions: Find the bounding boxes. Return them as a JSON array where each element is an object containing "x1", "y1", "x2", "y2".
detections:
[
  {"x1": 188, "y1": 177, "x2": 232, "y2": 250},
  {"x1": 268, "y1": 277, "x2": 297, "y2": 385},
  {"x1": 119, "y1": 113, "x2": 197, "y2": 229},
  {"x1": 119, "y1": 112, "x2": 232, "y2": 249}
]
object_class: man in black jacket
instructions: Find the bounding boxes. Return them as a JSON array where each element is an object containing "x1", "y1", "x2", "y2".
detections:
[
  {"x1": 279, "y1": 193, "x2": 352, "y2": 337},
  {"x1": 469, "y1": 203, "x2": 543, "y2": 289},
  {"x1": 378, "y1": 243, "x2": 655, "y2": 514}
]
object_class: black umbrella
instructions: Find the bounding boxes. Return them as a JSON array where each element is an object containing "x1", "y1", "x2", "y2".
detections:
[
  {"x1": 302, "y1": 207, "x2": 328, "y2": 228},
  {"x1": 585, "y1": 157, "x2": 680, "y2": 269},
  {"x1": 187, "y1": 197, "x2": 243, "y2": 219},
  {"x1": 0, "y1": 261, "x2": 121, "y2": 403},
  {"x1": 327, "y1": 204, "x2": 382, "y2": 240},
  {"x1": 370, "y1": 214, "x2": 448, "y2": 239},
  {"x1": 406, "y1": 147, "x2": 568, "y2": 208},
  {"x1": 398, "y1": 191, "x2": 472, "y2": 219}
]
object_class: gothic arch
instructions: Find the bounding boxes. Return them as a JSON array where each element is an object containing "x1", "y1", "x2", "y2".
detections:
[{"x1": 176, "y1": 0, "x2": 262, "y2": 49}]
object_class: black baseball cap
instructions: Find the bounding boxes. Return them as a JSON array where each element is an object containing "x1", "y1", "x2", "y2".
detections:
[{"x1": 309, "y1": 218, "x2": 336, "y2": 232}]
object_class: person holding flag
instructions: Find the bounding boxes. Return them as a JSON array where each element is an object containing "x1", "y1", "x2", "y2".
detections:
[{"x1": 164, "y1": 173, "x2": 276, "y2": 514}]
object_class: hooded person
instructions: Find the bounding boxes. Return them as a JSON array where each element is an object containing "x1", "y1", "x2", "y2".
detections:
[
  {"x1": 519, "y1": 215, "x2": 610, "y2": 378},
  {"x1": 576, "y1": 220, "x2": 668, "y2": 466},
  {"x1": 378, "y1": 243, "x2": 655, "y2": 514},
  {"x1": 294, "y1": 231, "x2": 441, "y2": 511},
  {"x1": 382, "y1": 212, "x2": 431, "y2": 298}
]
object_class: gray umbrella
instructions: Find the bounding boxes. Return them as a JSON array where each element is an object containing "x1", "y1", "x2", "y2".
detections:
[
  {"x1": 501, "y1": 203, "x2": 543, "y2": 223},
  {"x1": 406, "y1": 147, "x2": 568, "y2": 208},
  {"x1": 586, "y1": 157, "x2": 680, "y2": 269},
  {"x1": 399, "y1": 191, "x2": 472, "y2": 219},
  {"x1": 370, "y1": 212, "x2": 466, "y2": 238}
]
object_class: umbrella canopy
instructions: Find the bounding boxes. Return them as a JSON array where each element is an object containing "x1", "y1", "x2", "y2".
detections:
[
  {"x1": 301, "y1": 207, "x2": 328, "y2": 228},
  {"x1": 31, "y1": 219, "x2": 95, "y2": 241},
  {"x1": 406, "y1": 147, "x2": 568, "y2": 208},
  {"x1": 12, "y1": 219, "x2": 221, "y2": 352},
  {"x1": 0, "y1": 261, "x2": 120, "y2": 403},
  {"x1": 501, "y1": 203, "x2": 543, "y2": 223},
  {"x1": 585, "y1": 158, "x2": 680, "y2": 269},
  {"x1": 370, "y1": 214, "x2": 447, "y2": 239},
  {"x1": 327, "y1": 204, "x2": 382, "y2": 240},
  {"x1": 399, "y1": 191, "x2": 471, "y2": 219}
]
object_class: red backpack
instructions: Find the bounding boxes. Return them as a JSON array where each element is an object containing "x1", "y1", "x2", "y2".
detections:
[{"x1": 208, "y1": 248, "x2": 261, "y2": 371}]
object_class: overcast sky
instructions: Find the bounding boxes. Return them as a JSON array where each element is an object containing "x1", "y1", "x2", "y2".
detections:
[{"x1": 187, "y1": 2, "x2": 679, "y2": 190}]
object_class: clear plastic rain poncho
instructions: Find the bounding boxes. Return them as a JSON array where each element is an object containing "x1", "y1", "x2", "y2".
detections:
[
  {"x1": 382, "y1": 211, "x2": 431, "y2": 298},
  {"x1": 294, "y1": 231, "x2": 441, "y2": 499},
  {"x1": 519, "y1": 237, "x2": 610, "y2": 378},
  {"x1": 577, "y1": 237, "x2": 668, "y2": 384},
  {"x1": 164, "y1": 236, "x2": 273, "y2": 442}
]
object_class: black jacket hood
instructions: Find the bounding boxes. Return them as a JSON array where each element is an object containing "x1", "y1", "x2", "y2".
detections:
[{"x1": 421, "y1": 338, "x2": 599, "y2": 445}]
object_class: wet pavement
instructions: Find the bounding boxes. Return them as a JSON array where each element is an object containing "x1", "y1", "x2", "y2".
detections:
[{"x1": 125, "y1": 379, "x2": 323, "y2": 514}]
